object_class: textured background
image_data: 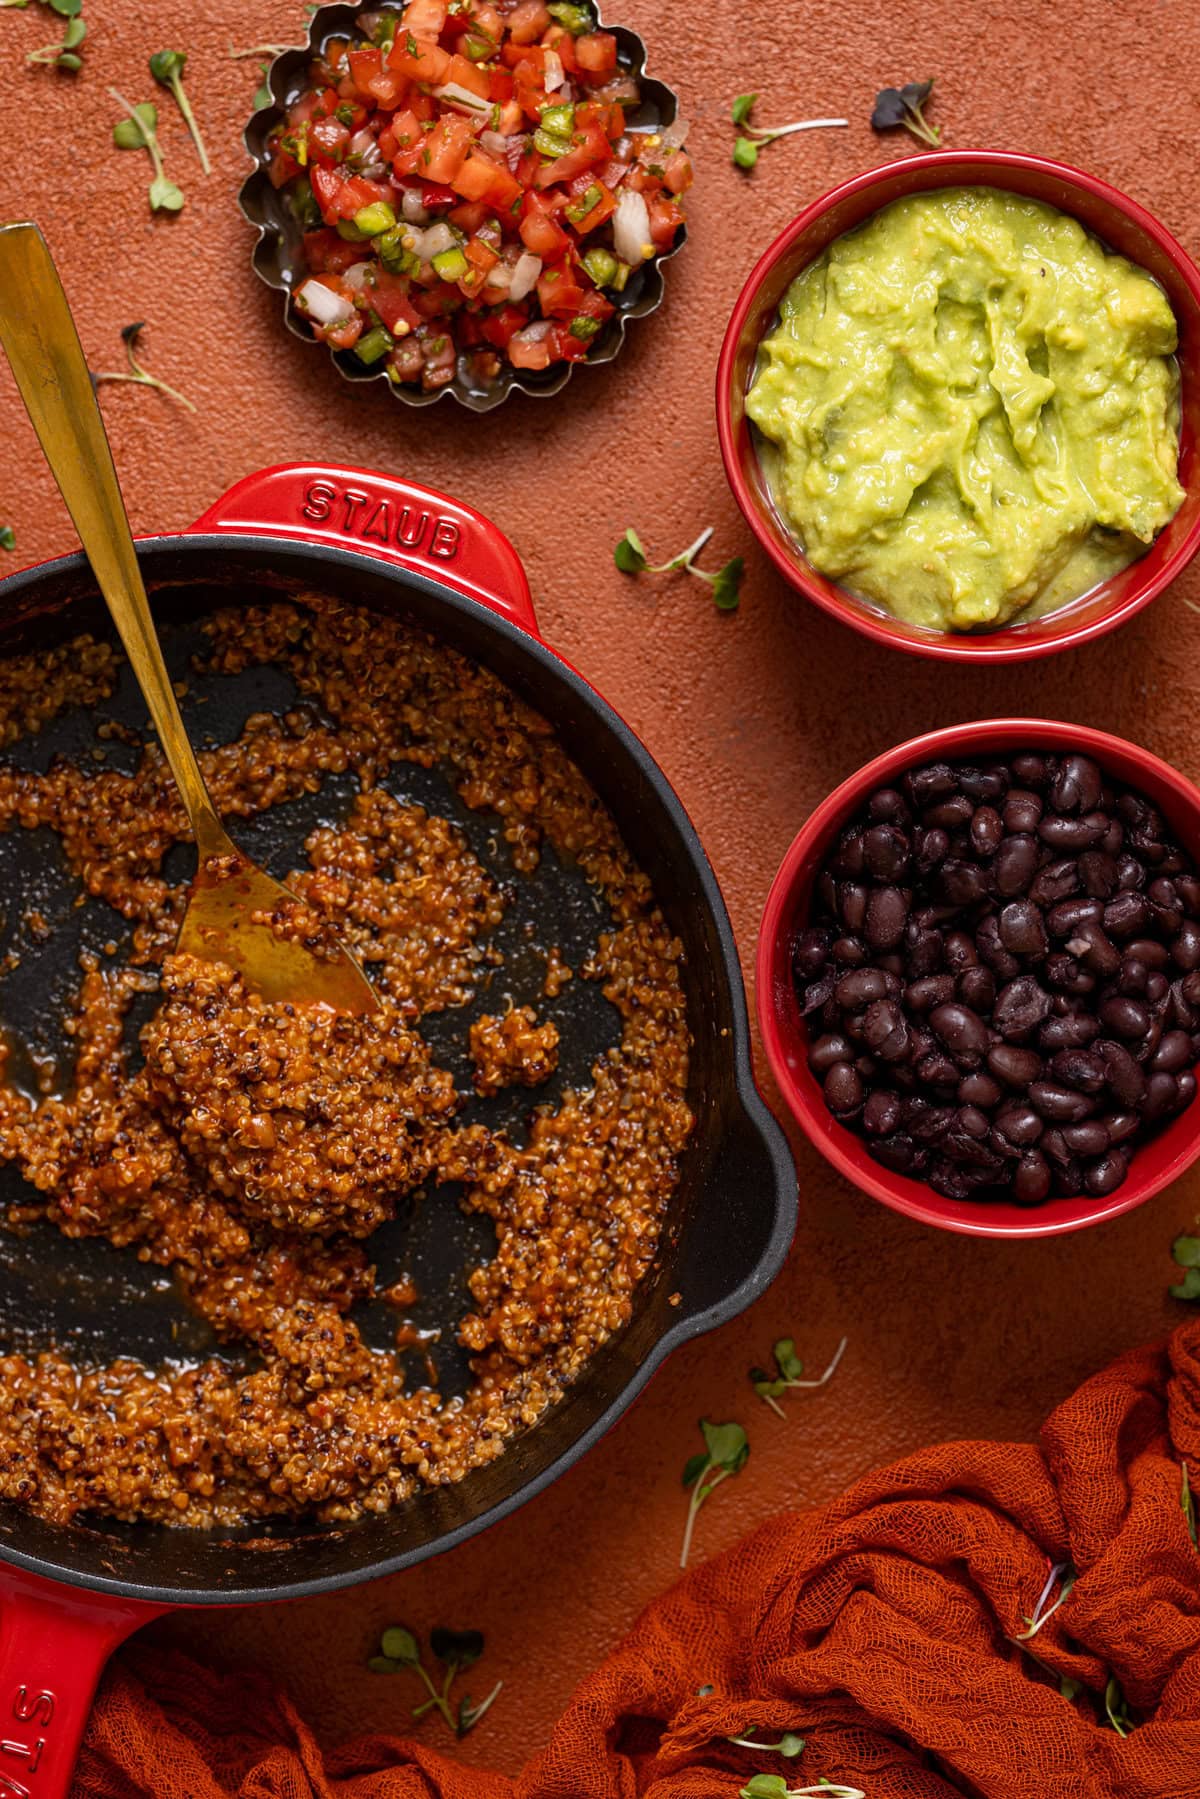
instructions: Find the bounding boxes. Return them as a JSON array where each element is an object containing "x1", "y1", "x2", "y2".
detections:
[{"x1": 1, "y1": 0, "x2": 1198, "y2": 1778}]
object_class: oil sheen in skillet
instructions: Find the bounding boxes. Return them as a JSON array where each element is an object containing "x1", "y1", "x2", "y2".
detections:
[
  {"x1": 797, "y1": 752, "x2": 1199, "y2": 1205},
  {"x1": 748, "y1": 188, "x2": 1186, "y2": 632},
  {"x1": 0, "y1": 594, "x2": 693, "y2": 1528}
]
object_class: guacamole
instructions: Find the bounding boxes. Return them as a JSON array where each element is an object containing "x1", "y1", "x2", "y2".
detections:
[{"x1": 746, "y1": 187, "x2": 1185, "y2": 631}]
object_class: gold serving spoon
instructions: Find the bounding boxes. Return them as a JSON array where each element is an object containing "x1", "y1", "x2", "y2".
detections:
[{"x1": 0, "y1": 222, "x2": 378, "y2": 1015}]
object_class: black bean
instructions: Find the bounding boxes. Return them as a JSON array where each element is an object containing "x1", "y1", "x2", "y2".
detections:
[
  {"x1": 1052, "y1": 1160, "x2": 1086, "y2": 1198},
  {"x1": 924, "y1": 795, "x2": 974, "y2": 830},
  {"x1": 1044, "y1": 953, "x2": 1095, "y2": 996},
  {"x1": 1146, "y1": 969, "x2": 1169, "y2": 1003},
  {"x1": 1097, "y1": 1040, "x2": 1147, "y2": 1107},
  {"x1": 1049, "y1": 1049, "x2": 1107, "y2": 1093},
  {"x1": 793, "y1": 927, "x2": 832, "y2": 980},
  {"x1": 1084, "y1": 1151, "x2": 1129, "y2": 1197},
  {"x1": 1172, "y1": 920, "x2": 1200, "y2": 971},
  {"x1": 863, "y1": 999, "x2": 910, "y2": 1061},
  {"x1": 1029, "y1": 859, "x2": 1080, "y2": 907},
  {"x1": 1003, "y1": 790, "x2": 1043, "y2": 834},
  {"x1": 833, "y1": 828, "x2": 866, "y2": 876},
  {"x1": 1048, "y1": 897, "x2": 1104, "y2": 938},
  {"x1": 959, "y1": 1072, "x2": 1002, "y2": 1108},
  {"x1": 902, "y1": 1099, "x2": 955, "y2": 1141},
  {"x1": 1103, "y1": 891, "x2": 1151, "y2": 939},
  {"x1": 802, "y1": 975, "x2": 835, "y2": 1015},
  {"x1": 1012, "y1": 754, "x2": 1048, "y2": 787},
  {"x1": 957, "y1": 1104, "x2": 990, "y2": 1139},
  {"x1": 1116, "y1": 853, "x2": 1146, "y2": 892},
  {"x1": 1030, "y1": 1080, "x2": 1095, "y2": 1123},
  {"x1": 914, "y1": 827, "x2": 950, "y2": 873},
  {"x1": 1077, "y1": 851, "x2": 1119, "y2": 898},
  {"x1": 1039, "y1": 813, "x2": 1105, "y2": 851},
  {"x1": 809, "y1": 1033, "x2": 853, "y2": 1074},
  {"x1": 994, "y1": 1102, "x2": 1043, "y2": 1147},
  {"x1": 943, "y1": 930, "x2": 980, "y2": 973},
  {"x1": 988, "y1": 1044, "x2": 1044, "y2": 1087},
  {"x1": 906, "y1": 763, "x2": 958, "y2": 806},
  {"x1": 863, "y1": 823, "x2": 911, "y2": 882},
  {"x1": 976, "y1": 916, "x2": 1021, "y2": 979},
  {"x1": 999, "y1": 900, "x2": 1049, "y2": 957},
  {"x1": 840, "y1": 883, "x2": 867, "y2": 930},
  {"x1": 904, "y1": 923, "x2": 944, "y2": 978},
  {"x1": 1099, "y1": 996, "x2": 1151, "y2": 1040},
  {"x1": 824, "y1": 1062, "x2": 863, "y2": 1114},
  {"x1": 1050, "y1": 753, "x2": 1103, "y2": 815},
  {"x1": 1014, "y1": 1150, "x2": 1052, "y2": 1204},
  {"x1": 830, "y1": 935, "x2": 867, "y2": 967},
  {"x1": 870, "y1": 1133, "x2": 920, "y2": 1173},
  {"x1": 959, "y1": 765, "x2": 1010, "y2": 803},
  {"x1": 993, "y1": 975, "x2": 1053, "y2": 1041},
  {"x1": 1150, "y1": 1030, "x2": 1192, "y2": 1073},
  {"x1": 864, "y1": 885, "x2": 908, "y2": 950},
  {"x1": 1039, "y1": 1011, "x2": 1101, "y2": 1051},
  {"x1": 929, "y1": 1002, "x2": 989, "y2": 1063},
  {"x1": 969, "y1": 805, "x2": 1003, "y2": 858},
  {"x1": 1062, "y1": 1120, "x2": 1110, "y2": 1156},
  {"x1": 868, "y1": 787, "x2": 909, "y2": 824},
  {"x1": 1116, "y1": 957, "x2": 1148, "y2": 997},
  {"x1": 1040, "y1": 1127, "x2": 1073, "y2": 1170},
  {"x1": 993, "y1": 835, "x2": 1039, "y2": 897},
  {"x1": 1177, "y1": 874, "x2": 1200, "y2": 917},
  {"x1": 836, "y1": 968, "x2": 890, "y2": 1009},
  {"x1": 957, "y1": 966, "x2": 996, "y2": 1013},
  {"x1": 1104, "y1": 1111, "x2": 1140, "y2": 1144},
  {"x1": 906, "y1": 975, "x2": 956, "y2": 1013},
  {"x1": 937, "y1": 860, "x2": 989, "y2": 907},
  {"x1": 1177, "y1": 1070, "x2": 1197, "y2": 1110},
  {"x1": 862, "y1": 1089, "x2": 902, "y2": 1136},
  {"x1": 916, "y1": 1053, "x2": 960, "y2": 1089},
  {"x1": 1140, "y1": 1070, "x2": 1178, "y2": 1123},
  {"x1": 1065, "y1": 921, "x2": 1122, "y2": 977},
  {"x1": 1126, "y1": 936, "x2": 1170, "y2": 970}
]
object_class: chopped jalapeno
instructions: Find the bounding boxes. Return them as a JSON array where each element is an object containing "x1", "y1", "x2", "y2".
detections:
[
  {"x1": 566, "y1": 182, "x2": 602, "y2": 223},
  {"x1": 547, "y1": 2, "x2": 594, "y2": 31},
  {"x1": 538, "y1": 102, "x2": 575, "y2": 137},
  {"x1": 569, "y1": 315, "x2": 601, "y2": 340},
  {"x1": 354, "y1": 324, "x2": 394, "y2": 363},
  {"x1": 533, "y1": 127, "x2": 573, "y2": 159},
  {"x1": 336, "y1": 218, "x2": 370, "y2": 241},
  {"x1": 354, "y1": 200, "x2": 397, "y2": 235},
  {"x1": 432, "y1": 246, "x2": 469, "y2": 281}
]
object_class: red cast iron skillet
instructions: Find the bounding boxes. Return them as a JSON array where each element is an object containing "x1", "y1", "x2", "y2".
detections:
[
  {"x1": 717, "y1": 149, "x2": 1200, "y2": 662},
  {"x1": 0, "y1": 462, "x2": 795, "y2": 1798},
  {"x1": 757, "y1": 718, "x2": 1200, "y2": 1239}
]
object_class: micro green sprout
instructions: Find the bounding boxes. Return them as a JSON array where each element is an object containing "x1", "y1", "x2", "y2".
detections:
[
  {"x1": 150, "y1": 51, "x2": 211, "y2": 174},
  {"x1": 109, "y1": 90, "x2": 185, "y2": 212},
  {"x1": 870, "y1": 79, "x2": 940, "y2": 147},
  {"x1": 91, "y1": 323, "x2": 196, "y2": 412},
  {"x1": 1012, "y1": 1562, "x2": 1075, "y2": 1643},
  {"x1": 1170, "y1": 1233, "x2": 1200, "y2": 1300},
  {"x1": 740, "y1": 1777, "x2": 866, "y2": 1799},
  {"x1": 729, "y1": 93, "x2": 848, "y2": 170},
  {"x1": 614, "y1": 527, "x2": 744, "y2": 611},
  {"x1": 680, "y1": 1419, "x2": 749, "y2": 1568},
  {"x1": 750, "y1": 1335, "x2": 847, "y2": 1419},
  {"x1": 367, "y1": 1624, "x2": 501, "y2": 1738}
]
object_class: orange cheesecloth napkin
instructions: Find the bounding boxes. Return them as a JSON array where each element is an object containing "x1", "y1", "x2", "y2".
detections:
[{"x1": 73, "y1": 1317, "x2": 1200, "y2": 1799}]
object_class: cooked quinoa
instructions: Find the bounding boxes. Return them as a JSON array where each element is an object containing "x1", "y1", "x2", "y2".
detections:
[{"x1": 0, "y1": 595, "x2": 692, "y2": 1528}]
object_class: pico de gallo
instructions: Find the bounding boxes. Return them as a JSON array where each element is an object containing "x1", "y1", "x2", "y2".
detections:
[{"x1": 268, "y1": 0, "x2": 692, "y2": 393}]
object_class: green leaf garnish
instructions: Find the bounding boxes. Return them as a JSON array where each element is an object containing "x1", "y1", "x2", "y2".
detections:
[
  {"x1": 731, "y1": 92, "x2": 757, "y2": 125},
  {"x1": 0, "y1": 527, "x2": 14, "y2": 552},
  {"x1": 368, "y1": 1624, "x2": 500, "y2": 1737},
  {"x1": 733, "y1": 136, "x2": 759, "y2": 170},
  {"x1": 1104, "y1": 1675, "x2": 1132, "y2": 1737},
  {"x1": 750, "y1": 1335, "x2": 847, "y2": 1417},
  {"x1": 613, "y1": 527, "x2": 647, "y2": 574},
  {"x1": 679, "y1": 1418, "x2": 748, "y2": 1568},
  {"x1": 91, "y1": 321, "x2": 196, "y2": 412},
  {"x1": 113, "y1": 103, "x2": 156, "y2": 148},
  {"x1": 150, "y1": 48, "x2": 211, "y2": 173},
  {"x1": 110, "y1": 87, "x2": 187, "y2": 212},
  {"x1": 613, "y1": 526, "x2": 745, "y2": 611},
  {"x1": 711, "y1": 556, "x2": 745, "y2": 611},
  {"x1": 1184, "y1": 1461, "x2": 1197, "y2": 1547}
]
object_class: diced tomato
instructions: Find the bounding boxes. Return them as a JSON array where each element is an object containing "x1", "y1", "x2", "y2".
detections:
[
  {"x1": 567, "y1": 181, "x2": 616, "y2": 234},
  {"x1": 418, "y1": 180, "x2": 459, "y2": 210},
  {"x1": 324, "y1": 313, "x2": 364, "y2": 350},
  {"x1": 519, "y1": 191, "x2": 570, "y2": 257},
  {"x1": 402, "y1": 0, "x2": 447, "y2": 32},
  {"x1": 550, "y1": 322, "x2": 590, "y2": 361},
  {"x1": 487, "y1": 66, "x2": 515, "y2": 105},
  {"x1": 537, "y1": 261, "x2": 587, "y2": 318},
  {"x1": 575, "y1": 32, "x2": 617, "y2": 76},
  {"x1": 647, "y1": 194, "x2": 685, "y2": 249},
  {"x1": 507, "y1": 324, "x2": 553, "y2": 369},
  {"x1": 346, "y1": 47, "x2": 383, "y2": 98},
  {"x1": 451, "y1": 151, "x2": 521, "y2": 210},
  {"x1": 302, "y1": 229, "x2": 372, "y2": 274},
  {"x1": 544, "y1": 26, "x2": 578, "y2": 75},
  {"x1": 370, "y1": 271, "x2": 421, "y2": 336},
  {"x1": 481, "y1": 304, "x2": 530, "y2": 350},
  {"x1": 268, "y1": 142, "x2": 303, "y2": 188},
  {"x1": 663, "y1": 150, "x2": 693, "y2": 195},
  {"x1": 506, "y1": 0, "x2": 551, "y2": 44},
  {"x1": 309, "y1": 117, "x2": 350, "y2": 166},
  {"x1": 438, "y1": 52, "x2": 491, "y2": 99},
  {"x1": 380, "y1": 108, "x2": 421, "y2": 164},
  {"x1": 449, "y1": 199, "x2": 490, "y2": 234},
  {"x1": 574, "y1": 286, "x2": 615, "y2": 324},
  {"x1": 533, "y1": 122, "x2": 610, "y2": 189},
  {"x1": 387, "y1": 32, "x2": 451, "y2": 86},
  {"x1": 421, "y1": 112, "x2": 474, "y2": 182},
  {"x1": 310, "y1": 164, "x2": 389, "y2": 221},
  {"x1": 464, "y1": 235, "x2": 500, "y2": 276},
  {"x1": 577, "y1": 99, "x2": 624, "y2": 139}
]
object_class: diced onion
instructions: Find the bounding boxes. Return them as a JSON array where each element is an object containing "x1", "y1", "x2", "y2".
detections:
[
  {"x1": 400, "y1": 186, "x2": 430, "y2": 224},
  {"x1": 543, "y1": 49, "x2": 565, "y2": 90},
  {"x1": 513, "y1": 318, "x2": 554, "y2": 345},
  {"x1": 296, "y1": 279, "x2": 356, "y2": 326},
  {"x1": 660, "y1": 117, "x2": 690, "y2": 153},
  {"x1": 342, "y1": 260, "x2": 375, "y2": 291},
  {"x1": 509, "y1": 251, "x2": 542, "y2": 302},
  {"x1": 434, "y1": 80, "x2": 491, "y2": 113},
  {"x1": 612, "y1": 189, "x2": 653, "y2": 266},
  {"x1": 479, "y1": 129, "x2": 510, "y2": 158},
  {"x1": 404, "y1": 221, "x2": 456, "y2": 261}
]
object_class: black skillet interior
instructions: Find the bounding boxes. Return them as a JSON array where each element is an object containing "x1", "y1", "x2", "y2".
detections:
[{"x1": 0, "y1": 537, "x2": 795, "y2": 1603}]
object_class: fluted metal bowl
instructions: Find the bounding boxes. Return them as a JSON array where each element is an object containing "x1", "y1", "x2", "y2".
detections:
[{"x1": 239, "y1": 2, "x2": 686, "y2": 411}]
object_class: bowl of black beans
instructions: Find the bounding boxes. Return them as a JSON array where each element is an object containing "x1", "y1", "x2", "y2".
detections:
[{"x1": 757, "y1": 720, "x2": 1200, "y2": 1237}]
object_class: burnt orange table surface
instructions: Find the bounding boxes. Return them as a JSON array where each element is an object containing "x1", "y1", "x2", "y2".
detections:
[{"x1": 2, "y1": 0, "x2": 1200, "y2": 1778}]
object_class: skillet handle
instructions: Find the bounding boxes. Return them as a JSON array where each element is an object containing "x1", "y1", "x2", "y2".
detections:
[
  {"x1": 0, "y1": 1564, "x2": 163, "y2": 1799},
  {"x1": 187, "y1": 462, "x2": 539, "y2": 638}
]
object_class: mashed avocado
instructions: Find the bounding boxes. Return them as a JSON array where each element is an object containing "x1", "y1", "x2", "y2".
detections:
[{"x1": 746, "y1": 187, "x2": 1185, "y2": 631}]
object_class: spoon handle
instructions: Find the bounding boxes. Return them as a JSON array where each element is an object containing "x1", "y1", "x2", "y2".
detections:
[{"x1": 0, "y1": 221, "x2": 231, "y2": 860}]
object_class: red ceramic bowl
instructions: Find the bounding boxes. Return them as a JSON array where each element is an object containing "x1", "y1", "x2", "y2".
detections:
[
  {"x1": 757, "y1": 719, "x2": 1200, "y2": 1238},
  {"x1": 717, "y1": 150, "x2": 1200, "y2": 663}
]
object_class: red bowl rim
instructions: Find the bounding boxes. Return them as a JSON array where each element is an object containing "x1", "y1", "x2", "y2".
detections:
[
  {"x1": 717, "y1": 148, "x2": 1200, "y2": 664},
  {"x1": 756, "y1": 718, "x2": 1200, "y2": 1239}
]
